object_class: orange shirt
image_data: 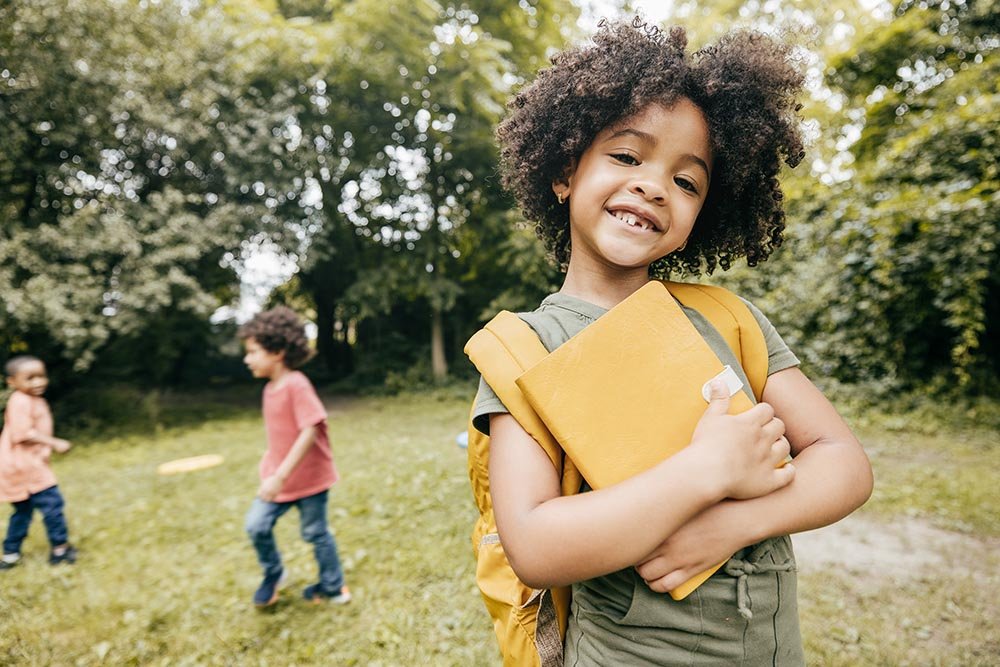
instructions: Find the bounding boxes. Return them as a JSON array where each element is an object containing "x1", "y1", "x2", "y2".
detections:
[
  {"x1": 0, "y1": 391, "x2": 58, "y2": 503},
  {"x1": 259, "y1": 371, "x2": 338, "y2": 503}
]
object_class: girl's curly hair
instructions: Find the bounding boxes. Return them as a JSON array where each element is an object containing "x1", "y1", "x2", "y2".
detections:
[
  {"x1": 496, "y1": 21, "x2": 806, "y2": 276},
  {"x1": 238, "y1": 306, "x2": 314, "y2": 369}
]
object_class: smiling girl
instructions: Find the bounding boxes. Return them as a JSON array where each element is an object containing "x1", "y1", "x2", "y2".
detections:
[{"x1": 470, "y1": 20, "x2": 873, "y2": 665}]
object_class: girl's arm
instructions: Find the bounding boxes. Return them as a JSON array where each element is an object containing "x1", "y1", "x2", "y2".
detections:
[
  {"x1": 6, "y1": 398, "x2": 70, "y2": 452},
  {"x1": 258, "y1": 424, "x2": 318, "y2": 501},
  {"x1": 636, "y1": 366, "x2": 874, "y2": 592},
  {"x1": 489, "y1": 382, "x2": 795, "y2": 589},
  {"x1": 16, "y1": 431, "x2": 71, "y2": 453}
]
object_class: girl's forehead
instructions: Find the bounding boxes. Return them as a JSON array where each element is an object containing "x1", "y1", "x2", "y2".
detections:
[
  {"x1": 13, "y1": 360, "x2": 46, "y2": 378},
  {"x1": 606, "y1": 99, "x2": 704, "y2": 133},
  {"x1": 598, "y1": 100, "x2": 712, "y2": 156}
]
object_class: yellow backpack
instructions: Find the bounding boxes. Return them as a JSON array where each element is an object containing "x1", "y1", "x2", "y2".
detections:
[{"x1": 463, "y1": 281, "x2": 769, "y2": 667}]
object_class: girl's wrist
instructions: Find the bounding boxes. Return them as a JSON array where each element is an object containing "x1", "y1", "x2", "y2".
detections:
[
  {"x1": 720, "y1": 498, "x2": 771, "y2": 545},
  {"x1": 668, "y1": 446, "x2": 730, "y2": 506}
]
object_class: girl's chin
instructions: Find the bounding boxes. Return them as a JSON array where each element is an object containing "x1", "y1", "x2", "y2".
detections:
[{"x1": 595, "y1": 245, "x2": 663, "y2": 270}]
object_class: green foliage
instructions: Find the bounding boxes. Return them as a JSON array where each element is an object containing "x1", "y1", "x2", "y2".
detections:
[
  {"x1": 2, "y1": 0, "x2": 996, "y2": 393},
  {"x1": 806, "y1": 0, "x2": 1000, "y2": 388},
  {"x1": 708, "y1": 0, "x2": 998, "y2": 393},
  {"x1": 0, "y1": 0, "x2": 277, "y2": 384}
]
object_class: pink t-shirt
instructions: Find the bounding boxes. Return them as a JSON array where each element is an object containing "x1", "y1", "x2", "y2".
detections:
[
  {"x1": 259, "y1": 371, "x2": 338, "y2": 503},
  {"x1": 0, "y1": 391, "x2": 58, "y2": 503}
]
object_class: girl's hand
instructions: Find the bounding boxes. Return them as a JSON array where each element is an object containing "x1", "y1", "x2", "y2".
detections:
[
  {"x1": 257, "y1": 475, "x2": 284, "y2": 502},
  {"x1": 689, "y1": 380, "x2": 795, "y2": 500},
  {"x1": 51, "y1": 439, "x2": 71, "y2": 454},
  {"x1": 634, "y1": 502, "x2": 746, "y2": 593}
]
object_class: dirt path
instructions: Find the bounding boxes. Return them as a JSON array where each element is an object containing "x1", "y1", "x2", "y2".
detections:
[{"x1": 792, "y1": 513, "x2": 997, "y2": 583}]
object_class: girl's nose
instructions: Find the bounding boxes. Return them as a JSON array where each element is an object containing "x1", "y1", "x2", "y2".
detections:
[{"x1": 629, "y1": 180, "x2": 667, "y2": 203}]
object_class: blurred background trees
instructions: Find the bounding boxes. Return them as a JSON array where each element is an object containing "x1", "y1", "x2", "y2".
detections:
[{"x1": 1, "y1": 0, "x2": 996, "y2": 397}]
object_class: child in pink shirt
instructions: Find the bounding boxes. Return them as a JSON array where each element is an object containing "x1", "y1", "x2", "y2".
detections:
[
  {"x1": 239, "y1": 307, "x2": 350, "y2": 608},
  {"x1": 0, "y1": 355, "x2": 77, "y2": 570}
]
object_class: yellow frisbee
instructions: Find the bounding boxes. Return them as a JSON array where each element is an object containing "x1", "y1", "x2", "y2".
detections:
[{"x1": 156, "y1": 454, "x2": 225, "y2": 476}]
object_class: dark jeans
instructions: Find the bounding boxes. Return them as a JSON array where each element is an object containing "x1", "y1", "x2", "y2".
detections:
[
  {"x1": 245, "y1": 489, "x2": 345, "y2": 592},
  {"x1": 3, "y1": 485, "x2": 69, "y2": 554}
]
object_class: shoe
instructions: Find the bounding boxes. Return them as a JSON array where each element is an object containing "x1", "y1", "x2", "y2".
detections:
[
  {"x1": 0, "y1": 553, "x2": 20, "y2": 570},
  {"x1": 49, "y1": 545, "x2": 77, "y2": 565},
  {"x1": 303, "y1": 583, "x2": 351, "y2": 605},
  {"x1": 253, "y1": 569, "x2": 287, "y2": 607}
]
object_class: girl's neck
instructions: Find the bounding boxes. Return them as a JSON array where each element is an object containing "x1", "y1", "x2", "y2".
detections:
[
  {"x1": 267, "y1": 364, "x2": 293, "y2": 385},
  {"x1": 559, "y1": 260, "x2": 651, "y2": 310}
]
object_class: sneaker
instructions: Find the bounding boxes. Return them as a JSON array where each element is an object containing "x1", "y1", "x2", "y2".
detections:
[
  {"x1": 49, "y1": 545, "x2": 77, "y2": 565},
  {"x1": 253, "y1": 569, "x2": 287, "y2": 607},
  {"x1": 303, "y1": 583, "x2": 352, "y2": 605},
  {"x1": 0, "y1": 553, "x2": 21, "y2": 570}
]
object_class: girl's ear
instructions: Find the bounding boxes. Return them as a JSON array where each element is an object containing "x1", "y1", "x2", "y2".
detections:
[{"x1": 552, "y1": 161, "x2": 577, "y2": 201}]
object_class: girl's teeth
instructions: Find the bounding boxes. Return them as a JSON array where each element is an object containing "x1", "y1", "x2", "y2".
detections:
[{"x1": 613, "y1": 210, "x2": 650, "y2": 230}]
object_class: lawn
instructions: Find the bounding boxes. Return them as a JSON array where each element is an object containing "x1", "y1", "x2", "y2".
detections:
[{"x1": 1, "y1": 387, "x2": 997, "y2": 665}]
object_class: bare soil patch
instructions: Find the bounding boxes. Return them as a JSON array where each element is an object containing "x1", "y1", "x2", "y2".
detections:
[{"x1": 792, "y1": 512, "x2": 998, "y2": 584}]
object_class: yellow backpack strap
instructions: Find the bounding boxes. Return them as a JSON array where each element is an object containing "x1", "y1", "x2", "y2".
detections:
[
  {"x1": 464, "y1": 312, "x2": 575, "y2": 663},
  {"x1": 465, "y1": 311, "x2": 583, "y2": 656},
  {"x1": 664, "y1": 282, "x2": 769, "y2": 401},
  {"x1": 464, "y1": 312, "x2": 562, "y2": 471}
]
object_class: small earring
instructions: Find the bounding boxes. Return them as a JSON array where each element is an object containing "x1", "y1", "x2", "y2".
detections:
[
  {"x1": 557, "y1": 192, "x2": 567, "y2": 205},
  {"x1": 676, "y1": 241, "x2": 688, "y2": 252}
]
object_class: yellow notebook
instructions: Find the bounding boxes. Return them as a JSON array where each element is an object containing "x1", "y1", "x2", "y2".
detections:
[{"x1": 515, "y1": 281, "x2": 755, "y2": 600}]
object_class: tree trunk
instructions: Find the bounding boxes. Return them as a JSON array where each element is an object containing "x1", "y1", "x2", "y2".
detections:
[
  {"x1": 431, "y1": 305, "x2": 448, "y2": 380},
  {"x1": 312, "y1": 288, "x2": 338, "y2": 377}
]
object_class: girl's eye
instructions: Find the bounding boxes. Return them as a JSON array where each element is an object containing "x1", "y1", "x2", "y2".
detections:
[
  {"x1": 675, "y1": 177, "x2": 699, "y2": 194},
  {"x1": 611, "y1": 153, "x2": 639, "y2": 166}
]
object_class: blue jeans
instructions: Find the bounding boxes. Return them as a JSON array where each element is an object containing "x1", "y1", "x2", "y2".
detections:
[
  {"x1": 245, "y1": 490, "x2": 345, "y2": 592},
  {"x1": 3, "y1": 485, "x2": 69, "y2": 554}
]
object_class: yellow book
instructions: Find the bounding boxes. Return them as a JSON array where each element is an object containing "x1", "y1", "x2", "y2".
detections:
[{"x1": 515, "y1": 281, "x2": 756, "y2": 600}]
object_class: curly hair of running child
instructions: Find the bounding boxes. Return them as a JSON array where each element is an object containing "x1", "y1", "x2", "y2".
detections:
[{"x1": 238, "y1": 306, "x2": 315, "y2": 369}]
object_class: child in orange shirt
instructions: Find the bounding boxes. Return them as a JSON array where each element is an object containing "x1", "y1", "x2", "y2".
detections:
[
  {"x1": 0, "y1": 355, "x2": 76, "y2": 570},
  {"x1": 239, "y1": 307, "x2": 350, "y2": 608}
]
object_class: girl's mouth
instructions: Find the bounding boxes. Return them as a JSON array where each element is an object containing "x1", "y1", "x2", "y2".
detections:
[{"x1": 608, "y1": 208, "x2": 659, "y2": 232}]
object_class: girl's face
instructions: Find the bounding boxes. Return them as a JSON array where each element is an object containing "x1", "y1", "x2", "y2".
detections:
[
  {"x1": 242, "y1": 337, "x2": 287, "y2": 380},
  {"x1": 7, "y1": 360, "x2": 49, "y2": 397},
  {"x1": 555, "y1": 99, "x2": 713, "y2": 275}
]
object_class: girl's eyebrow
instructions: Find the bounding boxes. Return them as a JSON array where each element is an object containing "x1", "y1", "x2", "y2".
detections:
[
  {"x1": 679, "y1": 153, "x2": 711, "y2": 176},
  {"x1": 608, "y1": 127, "x2": 655, "y2": 145}
]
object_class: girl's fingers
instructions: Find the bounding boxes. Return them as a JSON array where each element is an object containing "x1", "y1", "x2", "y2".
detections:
[
  {"x1": 644, "y1": 571, "x2": 683, "y2": 594},
  {"x1": 772, "y1": 436, "x2": 791, "y2": 463},
  {"x1": 747, "y1": 401, "x2": 775, "y2": 425},
  {"x1": 761, "y1": 418, "x2": 784, "y2": 444},
  {"x1": 774, "y1": 462, "x2": 796, "y2": 488}
]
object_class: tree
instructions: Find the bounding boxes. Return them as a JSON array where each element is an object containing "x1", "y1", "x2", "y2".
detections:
[
  {"x1": 286, "y1": 0, "x2": 577, "y2": 381},
  {"x1": 0, "y1": 0, "x2": 322, "y2": 383}
]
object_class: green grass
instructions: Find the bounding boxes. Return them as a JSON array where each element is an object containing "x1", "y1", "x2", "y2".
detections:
[
  {"x1": 1, "y1": 391, "x2": 496, "y2": 666},
  {"x1": 800, "y1": 564, "x2": 1000, "y2": 667},
  {"x1": 860, "y1": 425, "x2": 1000, "y2": 535},
  {"x1": 1, "y1": 389, "x2": 997, "y2": 665}
]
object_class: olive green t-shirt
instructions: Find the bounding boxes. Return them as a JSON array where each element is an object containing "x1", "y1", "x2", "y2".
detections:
[{"x1": 472, "y1": 290, "x2": 805, "y2": 666}]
